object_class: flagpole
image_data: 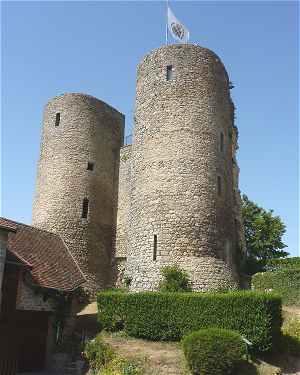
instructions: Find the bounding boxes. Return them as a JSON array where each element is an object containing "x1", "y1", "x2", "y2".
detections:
[{"x1": 165, "y1": 0, "x2": 169, "y2": 45}]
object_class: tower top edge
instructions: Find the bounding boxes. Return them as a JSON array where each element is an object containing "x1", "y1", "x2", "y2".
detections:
[
  {"x1": 138, "y1": 43, "x2": 223, "y2": 67},
  {"x1": 45, "y1": 92, "x2": 125, "y2": 118}
]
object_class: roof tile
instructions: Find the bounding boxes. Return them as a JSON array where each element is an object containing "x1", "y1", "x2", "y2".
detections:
[{"x1": 1, "y1": 217, "x2": 85, "y2": 292}]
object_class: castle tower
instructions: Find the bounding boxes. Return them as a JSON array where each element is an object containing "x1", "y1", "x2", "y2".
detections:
[
  {"x1": 125, "y1": 44, "x2": 243, "y2": 291},
  {"x1": 32, "y1": 93, "x2": 124, "y2": 292}
]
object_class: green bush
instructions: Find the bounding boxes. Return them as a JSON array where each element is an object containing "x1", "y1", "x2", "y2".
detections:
[
  {"x1": 83, "y1": 334, "x2": 115, "y2": 372},
  {"x1": 99, "y1": 357, "x2": 145, "y2": 375},
  {"x1": 182, "y1": 328, "x2": 247, "y2": 375},
  {"x1": 97, "y1": 291, "x2": 282, "y2": 352},
  {"x1": 252, "y1": 268, "x2": 300, "y2": 306},
  {"x1": 158, "y1": 265, "x2": 191, "y2": 292},
  {"x1": 281, "y1": 317, "x2": 300, "y2": 356}
]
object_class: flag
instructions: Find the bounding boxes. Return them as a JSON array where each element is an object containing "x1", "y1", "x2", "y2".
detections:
[{"x1": 167, "y1": 6, "x2": 189, "y2": 43}]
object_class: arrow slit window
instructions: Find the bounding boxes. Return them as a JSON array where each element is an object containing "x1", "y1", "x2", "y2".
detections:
[
  {"x1": 55, "y1": 113, "x2": 60, "y2": 127},
  {"x1": 82, "y1": 198, "x2": 89, "y2": 219},
  {"x1": 217, "y1": 176, "x2": 222, "y2": 196},
  {"x1": 220, "y1": 132, "x2": 224, "y2": 152},
  {"x1": 166, "y1": 65, "x2": 173, "y2": 81},
  {"x1": 153, "y1": 235, "x2": 158, "y2": 261}
]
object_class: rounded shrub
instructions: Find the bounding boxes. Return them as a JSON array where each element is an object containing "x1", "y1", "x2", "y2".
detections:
[
  {"x1": 158, "y1": 265, "x2": 191, "y2": 292},
  {"x1": 182, "y1": 328, "x2": 247, "y2": 375}
]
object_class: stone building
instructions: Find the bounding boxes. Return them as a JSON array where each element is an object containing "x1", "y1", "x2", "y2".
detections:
[
  {"x1": 32, "y1": 94, "x2": 124, "y2": 292},
  {"x1": 0, "y1": 217, "x2": 85, "y2": 372},
  {"x1": 32, "y1": 44, "x2": 245, "y2": 293}
]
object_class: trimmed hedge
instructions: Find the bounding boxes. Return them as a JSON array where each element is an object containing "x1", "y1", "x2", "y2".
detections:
[
  {"x1": 97, "y1": 291, "x2": 282, "y2": 352},
  {"x1": 182, "y1": 328, "x2": 247, "y2": 375},
  {"x1": 266, "y1": 257, "x2": 300, "y2": 271},
  {"x1": 252, "y1": 268, "x2": 300, "y2": 306}
]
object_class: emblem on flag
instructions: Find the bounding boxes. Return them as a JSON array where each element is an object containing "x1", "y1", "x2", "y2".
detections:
[{"x1": 167, "y1": 6, "x2": 189, "y2": 43}]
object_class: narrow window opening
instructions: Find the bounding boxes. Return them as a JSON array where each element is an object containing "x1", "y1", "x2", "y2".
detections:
[
  {"x1": 153, "y1": 235, "x2": 157, "y2": 261},
  {"x1": 166, "y1": 65, "x2": 173, "y2": 81},
  {"x1": 55, "y1": 113, "x2": 60, "y2": 127},
  {"x1": 87, "y1": 161, "x2": 94, "y2": 171},
  {"x1": 217, "y1": 176, "x2": 222, "y2": 196},
  {"x1": 82, "y1": 198, "x2": 89, "y2": 219},
  {"x1": 234, "y1": 218, "x2": 238, "y2": 229},
  {"x1": 220, "y1": 132, "x2": 224, "y2": 152}
]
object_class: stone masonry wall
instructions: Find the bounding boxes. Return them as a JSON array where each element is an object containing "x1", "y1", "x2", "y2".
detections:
[
  {"x1": 114, "y1": 145, "x2": 132, "y2": 259},
  {"x1": 112, "y1": 145, "x2": 132, "y2": 286},
  {"x1": 32, "y1": 93, "x2": 124, "y2": 293},
  {"x1": 17, "y1": 279, "x2": 53, "y2": 311},
  {"x1": 112, "y1": 145, "x2": 131, "y2": 286},
  {"x1": 231, "y1": 125, "x2": 247, "y2": 263},
  {"x1": 125, "y1": 44, "x2": 240, "y2": 291}
]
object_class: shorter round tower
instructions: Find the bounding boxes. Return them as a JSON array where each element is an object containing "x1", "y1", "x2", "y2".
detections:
[
  {"x1": 125, "y1": 44, "x2": 242, "y2": 291},
  {"x1": 32, "y1": 93, "x2": 124, "y2": 292}
]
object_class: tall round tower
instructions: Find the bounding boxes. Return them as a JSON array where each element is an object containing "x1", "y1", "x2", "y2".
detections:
[
  {"x1": 32, "y1": 93, "x2": 124, "y2": 292},
  {"x1": 126, "y1": 44, "x2": 241, "y2": 291}
]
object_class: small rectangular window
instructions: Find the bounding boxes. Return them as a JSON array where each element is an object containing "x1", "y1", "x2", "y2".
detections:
[
  {"x1": 234, "y1": 218, "x2": 238, "y2": 229},
  {"x1": 220, "y1": 132, "x2": 224, "y2": 152},
  {"x1": 87, "y1": 161, "x2": 94, "y2": 171},
  {"x1": 217, "y1": 176, "x2": 222, "y2": 196},
  {"x1": 153, "y1": 234, "x2": 157, "y2": 261},
  {"x1": 166, "y1": 65, "x2": 173, "y2": 81},
  {"x1": 82, "y1": 198, "x2": 89, "y2": 219},
  {"x1": 55, "y1": 113, "x2": 60, "y2": 127}
]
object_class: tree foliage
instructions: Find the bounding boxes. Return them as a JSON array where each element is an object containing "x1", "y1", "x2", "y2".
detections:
[{"x1": 241, "y1": 195, "x2": 289, "y2": 275}]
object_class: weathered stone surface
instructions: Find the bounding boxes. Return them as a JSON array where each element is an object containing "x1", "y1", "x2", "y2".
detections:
[
  {"x1": 32, "y1": 93, "x2": 124, "y2": 293},
  {"x1": 32, "y1": 45, "x2": 245, "y2": 294},
  {"x1": 121, "y1": 44, "x2": 244, "y2": 291},
  {"x1": 17, "y1": 280, "x2": 53, "y2": 311},
  {"x1": 114, "y1": 145, "x2": 132, "y2": 259}
]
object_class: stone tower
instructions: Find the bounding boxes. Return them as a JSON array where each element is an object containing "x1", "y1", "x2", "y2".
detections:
[
  {"x1": 32, "y1": 93, "x2": 124, "y2": 292},
  {"x1": 120, "y1": 44, "x2": 244, "y2": 291}
]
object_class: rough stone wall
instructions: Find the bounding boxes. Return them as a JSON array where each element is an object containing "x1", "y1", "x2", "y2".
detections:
[
  {"x1": 125, "y1": 44, "x2": 240, "y2": 291},
  {"x1": 115, "y1": 257, "x2": 127, "y2": 287},
  {"x1": 114, "y1": 145, "x2": 132, "y2": 259},
  {"x1": 32, "y1": 93, "x2": 124, "y2": 293},
  {"x1": 112, "y1": 145, "x2": 132, "y2": 285},
  {"x1": 16, "y1": 279, "x2": 53, "y2": 311},
  {"x1": 231, "y1": 124, "x2": 247, "y2": 265}
]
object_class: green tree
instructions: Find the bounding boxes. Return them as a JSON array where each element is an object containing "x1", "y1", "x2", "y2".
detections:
[{"x1": 241, "y1": 194, "x2": 289, "y2": 275}]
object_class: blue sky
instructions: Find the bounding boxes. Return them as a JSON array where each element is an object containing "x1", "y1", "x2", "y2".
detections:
[{"x1": 1, "y1": 1, "x2": 299, "y2": 256}]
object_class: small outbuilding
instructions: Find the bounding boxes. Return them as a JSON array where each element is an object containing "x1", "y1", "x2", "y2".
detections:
[{"x1": 0, "y1": 217, "x2": 85, "y2": 373}]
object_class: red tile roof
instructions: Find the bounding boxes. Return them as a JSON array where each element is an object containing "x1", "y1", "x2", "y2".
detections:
[
  {"x1": 0, "y1": 218, "x2": 17, "y2": 232},
  {"x1": 1, "y1": 217, "x2": 86, "y2": 292}
]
